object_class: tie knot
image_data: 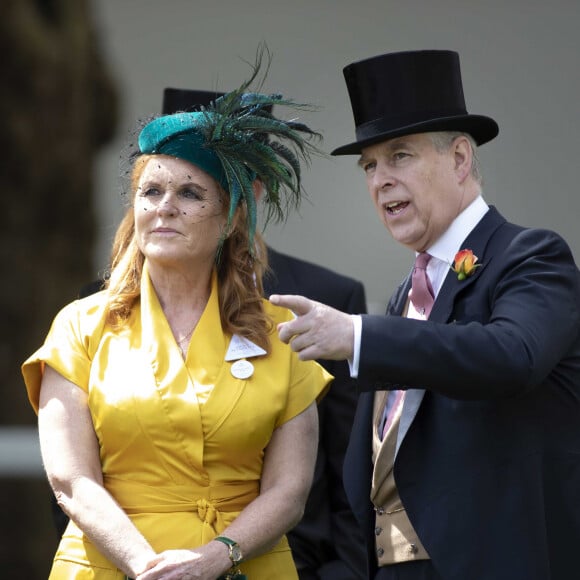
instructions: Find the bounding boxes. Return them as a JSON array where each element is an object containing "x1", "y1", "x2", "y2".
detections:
[{"x1": 415, "y1": 252, "x2": 431, "y2": 270}]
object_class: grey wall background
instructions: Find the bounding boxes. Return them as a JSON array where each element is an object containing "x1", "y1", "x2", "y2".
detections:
[{"x1": 91, "y1": 0, "x2": 580, "y2": 313}]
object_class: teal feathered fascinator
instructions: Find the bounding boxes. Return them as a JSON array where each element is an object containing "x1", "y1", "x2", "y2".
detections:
[{"x1": 137, "y1": 46, "x2": 322, "y2": 251}]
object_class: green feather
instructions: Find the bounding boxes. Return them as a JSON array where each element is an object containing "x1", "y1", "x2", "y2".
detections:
[{"x1": 189, "y1": 42, "x2": 323, "y2": 249}]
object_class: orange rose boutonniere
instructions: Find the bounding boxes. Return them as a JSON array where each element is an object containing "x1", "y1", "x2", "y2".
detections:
[{"x1": 452, "y1": 249, "x2": 481, "y2": 281}]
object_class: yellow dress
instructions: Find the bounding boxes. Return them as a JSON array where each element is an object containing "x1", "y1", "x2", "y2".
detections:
[{"x1": 22, "y1": 266, "x2": 332, "y2": 579}]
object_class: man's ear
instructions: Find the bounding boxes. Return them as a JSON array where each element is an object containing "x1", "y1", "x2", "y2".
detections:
[
  {"x1": 452, "y1": 136, "x2": 473, "y2": 183},
  {"x1": 252, "y1": 179, "x2": 264, "y2": 202}
]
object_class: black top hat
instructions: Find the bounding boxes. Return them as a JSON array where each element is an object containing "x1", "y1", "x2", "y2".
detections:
[
  {"x1": 162, "y1": 88, "x2": 225, "y2": 114},
  {"x1": 331, "y1": 50, "x2": 498, "y2": 156}
]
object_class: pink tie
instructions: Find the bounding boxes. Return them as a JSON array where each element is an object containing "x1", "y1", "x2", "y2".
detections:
[
  {"x1": 382, "y1": 389, "x2": 405, "y2": 438},
  {"x1": 381, "y1": 253, "x2": 435, "y2": 439},
  {"x1": 410, "y1": 252, "x2": 434, "y2": 318}
]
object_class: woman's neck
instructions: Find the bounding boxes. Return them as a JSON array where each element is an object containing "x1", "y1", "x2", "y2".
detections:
[{"x1": 146, "y1": 260, "x2": 214, "y2": 348}]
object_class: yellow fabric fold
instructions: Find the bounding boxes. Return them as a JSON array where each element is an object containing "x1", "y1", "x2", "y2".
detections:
[{"x1": 21, "y1": 263, "x2": 333, "y2": 579}]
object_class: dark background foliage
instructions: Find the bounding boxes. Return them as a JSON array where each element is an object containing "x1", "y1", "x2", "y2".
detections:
[{"x1": 0, "y1": 1, "x2": 118, "y2": 575}]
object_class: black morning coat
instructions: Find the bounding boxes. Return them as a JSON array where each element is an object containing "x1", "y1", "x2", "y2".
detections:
[{"x1": 344, "y1": 207, "x2": 580, "y2": 580}]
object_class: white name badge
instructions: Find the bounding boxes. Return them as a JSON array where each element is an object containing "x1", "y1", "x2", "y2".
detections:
[
  {"x1": 225, "y1": 334, "x2": 267, "y2": 361},
  {"x1": 231, "y1": 359, "x2": 254, "y2": 379}
]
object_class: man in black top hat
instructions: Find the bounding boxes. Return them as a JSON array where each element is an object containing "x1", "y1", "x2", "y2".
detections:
[
  {"x1": 271, "y1": 50, "x2": 580, "y2": 580},
  {"x1": 54, "y1": 87, "x2": 367, "y2": 580}
]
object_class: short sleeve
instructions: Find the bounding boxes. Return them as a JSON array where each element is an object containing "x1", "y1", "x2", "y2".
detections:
[
  {"x1": 21, "y1": 299, "x2": 97, "y2": 414},
  {"x1": 274, "y1": 354, "x2": 332, "y2": 429},
  {"x1": 264, "y1": 302, "x2": 333, "y2": 428}
]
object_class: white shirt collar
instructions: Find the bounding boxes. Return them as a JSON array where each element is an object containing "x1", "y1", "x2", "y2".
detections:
[{"x1": 422, "y1": 195, "x2": 489, "y2": 297}]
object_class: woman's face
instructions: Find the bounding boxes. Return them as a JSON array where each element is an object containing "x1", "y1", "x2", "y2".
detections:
[{"x1": 134, "y1": 155, "x2": 227, "y2": 267}]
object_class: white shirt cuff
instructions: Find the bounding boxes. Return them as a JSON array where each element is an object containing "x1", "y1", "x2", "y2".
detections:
[{"x1": 348, "y1": 314, "x2": 362, "y2": 378}]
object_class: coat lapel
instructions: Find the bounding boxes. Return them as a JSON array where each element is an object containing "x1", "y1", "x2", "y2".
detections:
[
  {"x1": 385, "y1": 276, "x2": 424, "y2": 458},
  {"x1": 429, "y1": 207, "x2": 505, "y2": 323},
  {"x1": 396, "y1": 207, "x2": 507, "y2": 457}
]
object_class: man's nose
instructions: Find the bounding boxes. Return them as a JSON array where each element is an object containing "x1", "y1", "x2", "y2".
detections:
[{"x1": 373, "y1": 162, "x2": 395, "y2": 190}]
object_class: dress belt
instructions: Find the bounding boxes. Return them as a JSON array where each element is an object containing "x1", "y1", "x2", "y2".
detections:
[{"x1": 104, "y1": 476, "x2": 259, "y2": 539}]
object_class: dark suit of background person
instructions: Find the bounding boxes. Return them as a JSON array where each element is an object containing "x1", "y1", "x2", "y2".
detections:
[
  {"x1": 52, "y1": 88, "x2": 368, "y2": 580},
  {"x1": 264, "y1": 246, "x2": 367, "y2": 580},
  {"x1": 272, "y1": 50, "x2": 580, "y2": 580}
]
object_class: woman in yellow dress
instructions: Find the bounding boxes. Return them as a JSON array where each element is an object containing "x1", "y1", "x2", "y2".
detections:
[{"x1": 22, "y1": 57, "x2": 331, "y2": 580}]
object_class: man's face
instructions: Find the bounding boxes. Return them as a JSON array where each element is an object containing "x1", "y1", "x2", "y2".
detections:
[{"x1": 358, "y1": 133, "x2": 467, "y2": 252}]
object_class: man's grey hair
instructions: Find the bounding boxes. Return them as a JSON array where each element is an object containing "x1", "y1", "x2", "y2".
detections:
[{"x1": 429, "y1": 131, "x2": 482, "y2": 184}]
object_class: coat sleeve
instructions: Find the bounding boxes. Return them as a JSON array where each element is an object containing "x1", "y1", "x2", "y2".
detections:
[{"x1": 358, "y1": 228, "x2": 580, "y2": 400}]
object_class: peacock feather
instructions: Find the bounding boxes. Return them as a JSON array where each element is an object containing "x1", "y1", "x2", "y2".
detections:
[{"x1": 195, "y1": 44, "x2": 323, "y2": 249}]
